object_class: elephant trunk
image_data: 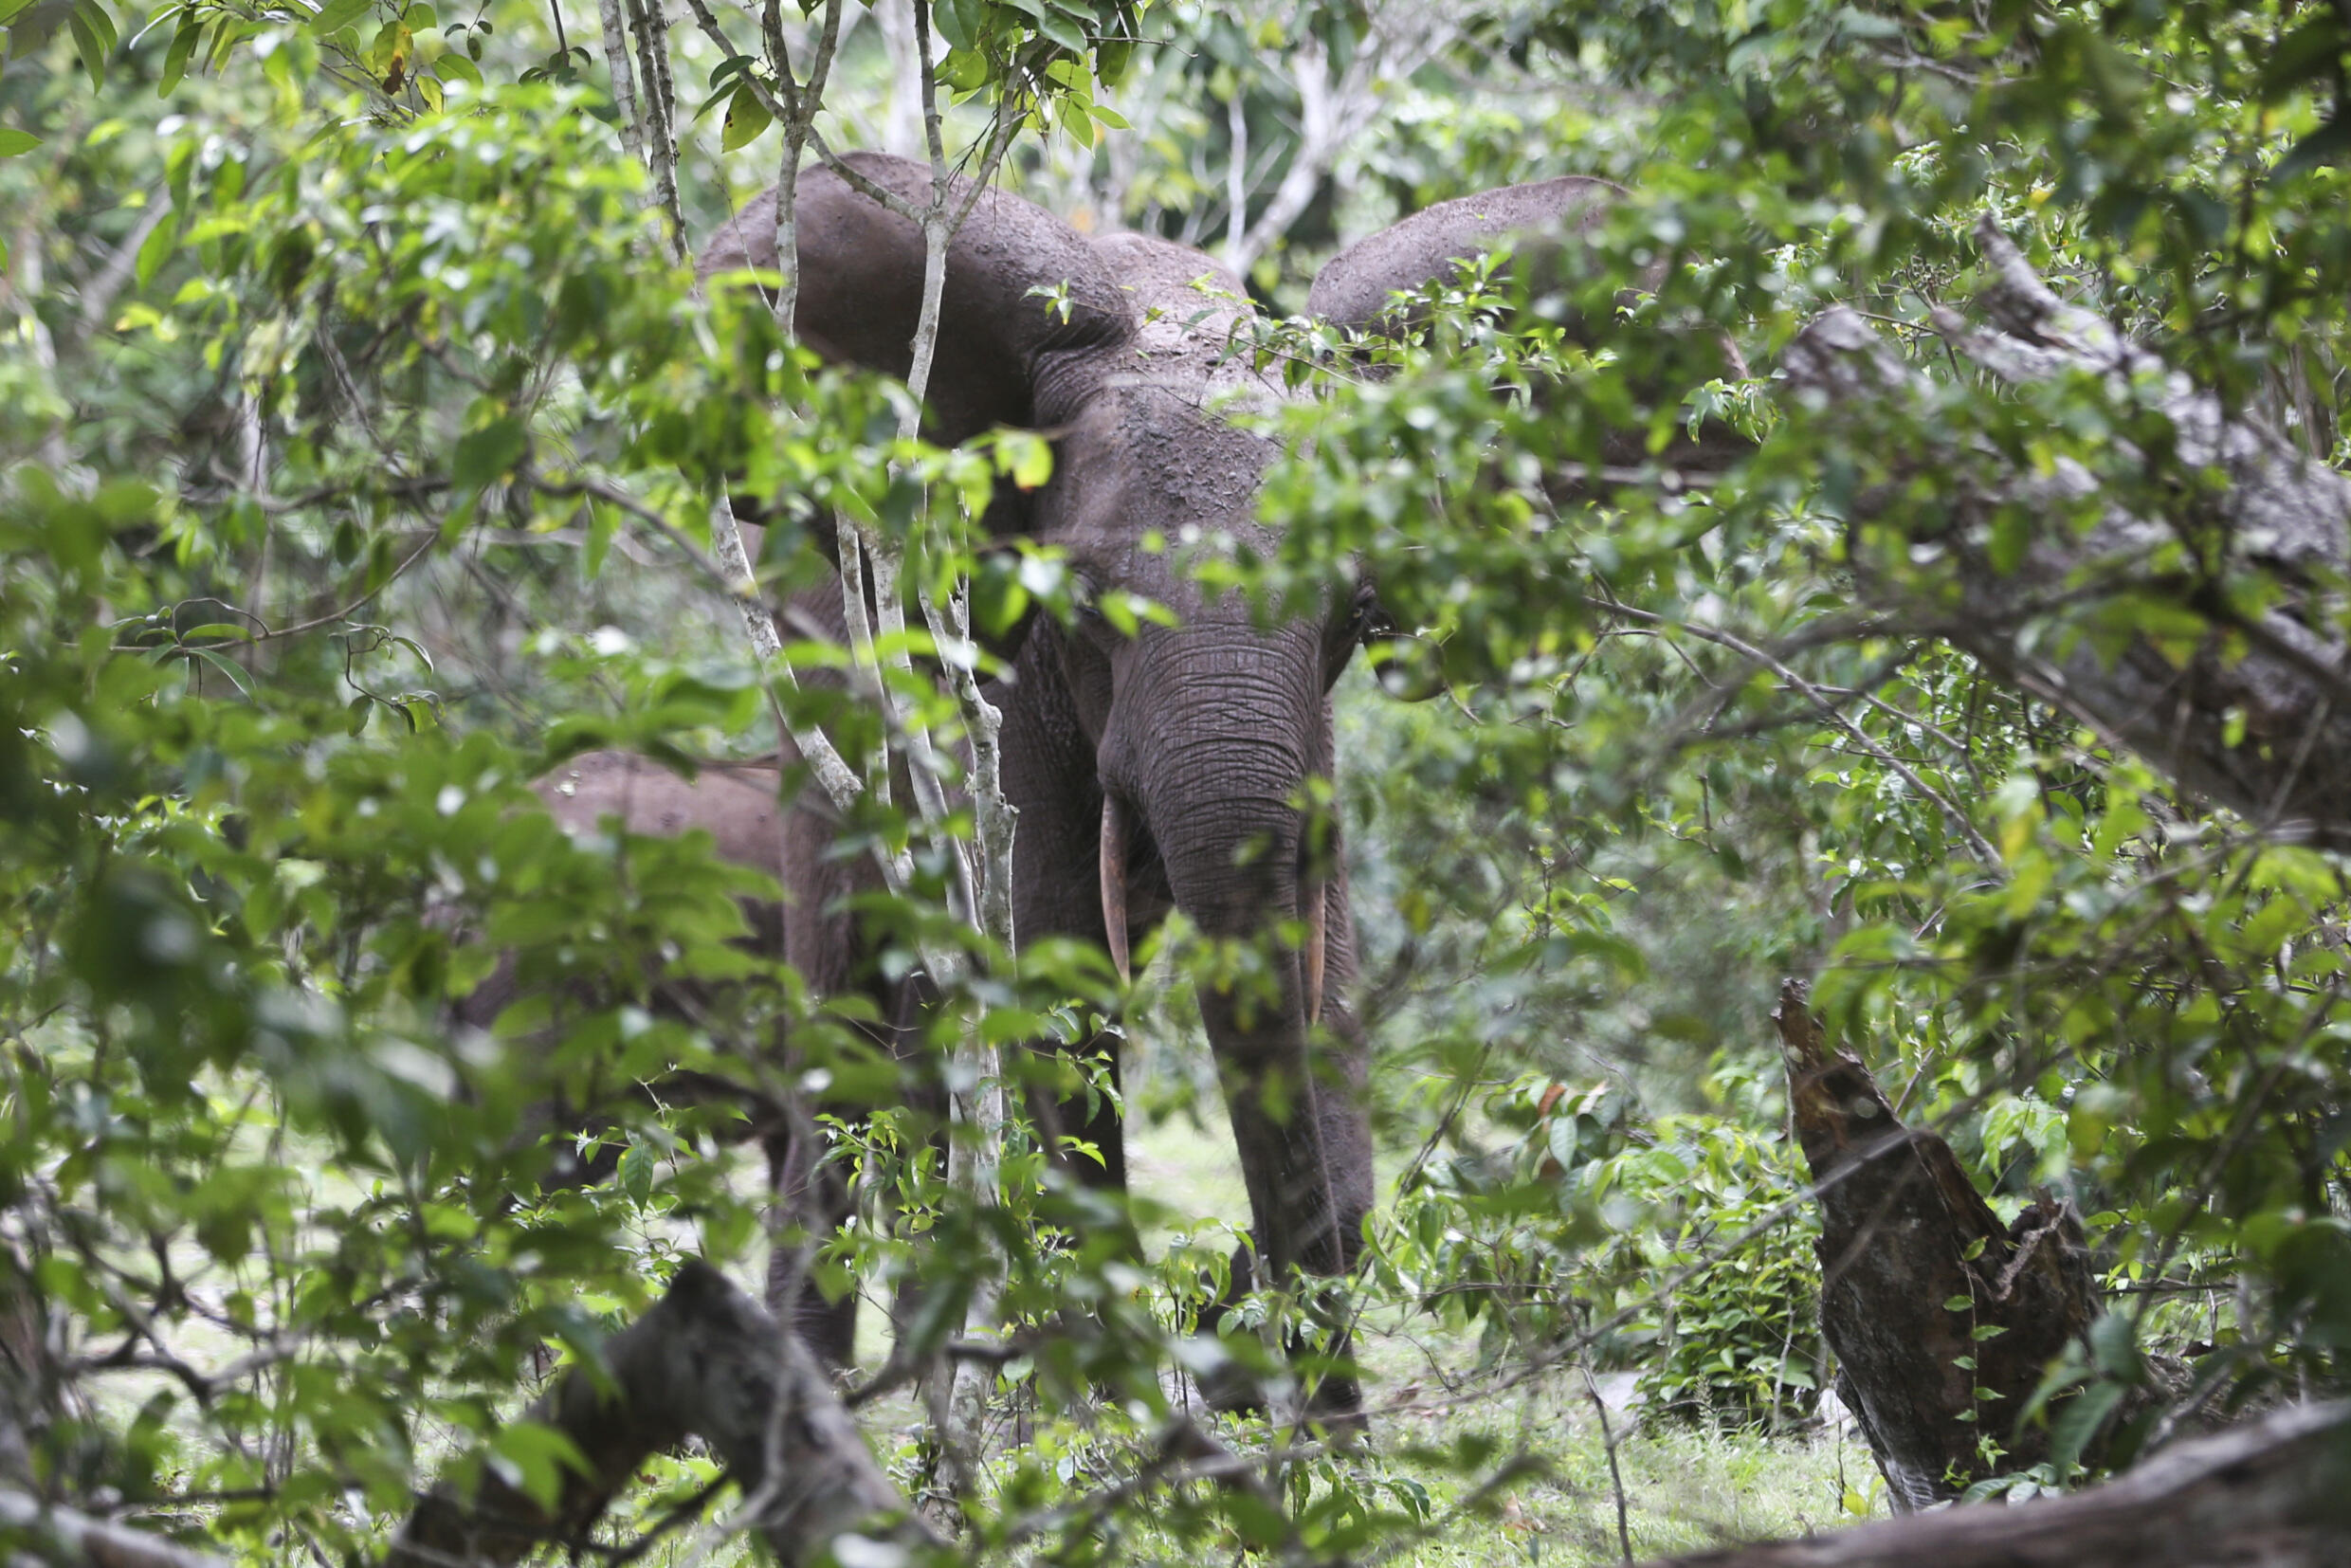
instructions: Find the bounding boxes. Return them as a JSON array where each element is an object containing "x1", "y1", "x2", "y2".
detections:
[
  {"x1": 1097, "y1": 627, "x2": 1347, "y2": 1279},
  {"x1": 1099, "y1": 788, "x2": 1326, "y2": 1025}
]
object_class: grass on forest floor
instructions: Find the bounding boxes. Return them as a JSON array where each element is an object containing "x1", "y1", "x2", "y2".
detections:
[
  {"x1": 633, "y1": 1381, "x2": 1868, "y2": 1568},
  {"x1": 1332, "y1": 1376, "x2": 1870, "y2": 1568},
  {"x1": 624, "y1": 1110, "x2": 1875, "y2": 1568}
]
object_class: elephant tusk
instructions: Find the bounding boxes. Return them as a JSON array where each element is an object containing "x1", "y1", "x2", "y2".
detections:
[
  {"x1": 1303, "y1": 882, "x2": 1326, "y2": 1027},
  {"x1": 1100, "y1": 794, "x2": 1132, "y2": 985}
]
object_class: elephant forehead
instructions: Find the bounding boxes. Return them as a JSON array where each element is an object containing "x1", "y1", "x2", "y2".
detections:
[
  {"x1": 1111, "y1": 385, "x2": 1274, "y2": 525},
  {"x1": 1090, "y1": 230, "x2": 1262, "y2": 389},
  {"x1": 1043, "y1": 381, "x2": 1275, "y2": 555}
]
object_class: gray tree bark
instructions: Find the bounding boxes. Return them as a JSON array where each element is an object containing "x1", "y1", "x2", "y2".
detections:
[{"x1": 1781, "y1": 216, "x2": 2351, "y2": 847}]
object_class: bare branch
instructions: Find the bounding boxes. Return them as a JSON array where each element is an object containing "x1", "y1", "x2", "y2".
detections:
[{"x1": 596, "y1": 0, "x2": 647, "y2": 173}]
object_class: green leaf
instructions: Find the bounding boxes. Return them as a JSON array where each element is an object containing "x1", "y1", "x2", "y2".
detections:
[
  {"x1": 934, "y1": 0, "x2": 977, "y2": 52},
  {"x1": 2276, "y1": 115, "x2": 2351, "y2": 182},
  {"x1": 1942, "y1": 1294, "x2": 1974, "y2": 1311},
  {"x1": 617, "y1": 1140, "x2": 654, "y2": 1205},
  {"x1": 2087, "y1": 1312, "x2": 2141, "y2": 1378},
  {"x1": 158, "y1": 15, "x2": 201, "y2": 92},
  {"x1": 584, "y1": 498, "x2": 615, "y2": 576},
  {"x1": 486, "y1": 1422, "x2": 592, "y2": 1513},
  {"x1": 184, "y1": 646, "x2": 254, "y2": 701},
  {"x1": 2050, "y1": 1379, "x2": 2125, "y2": 1472},
  {"x1": 0, "y1": 0, "x2": 36, "y2": 25},
  {"x1": 1094, "y1": 32, "x2": 1132, "y2": 82},
  {"x1": 1987, "y1": 504, "x2": 2030, "y2": 575},
  {"x1": 135, "y1": 210, "x2": 180, "y2": 291},
  {"x1": 68, "y1": 0, "x2": 119, "y2": 88},
  {"x1": 1009, "y1": 431, "x2": 1052, "y2": 489},
  {"x1": 367, "y1": 18, "x2": 411, "y2": 85},
  {"x1": 309, "y1": 0, "x2": 373, "y2": 31},
  {"x1": 720, "y1": 81, "x2": 771, "y2": 151},
  {"x1": 1036, "y1": 6, "x2": 1085, "y2": 52},
  {"x1": 452, "y1": 416, "x2": 528, "y2": 488},
  {"x1": 204, "y1": 13, "x2": 244, "y2": 68},
  {"x1": 0, "y1": 129, "x2": 40, "y2": 157}
]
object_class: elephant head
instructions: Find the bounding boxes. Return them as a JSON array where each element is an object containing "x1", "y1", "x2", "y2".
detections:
[{"x1": 698, "y1": 157, "x2": 1736, "y2": 1407}]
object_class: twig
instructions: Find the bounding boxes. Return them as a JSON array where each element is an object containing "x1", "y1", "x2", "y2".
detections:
[
  {"x1": 596, "y1": 0, "x2": 646, "y2": 173},
  {"x1": 1603, "y1": 600, "x2": 2003, "y2": 865},
  {"x1": 1581, "y1": 1364, "x2": 1635, "y2": 1565}
]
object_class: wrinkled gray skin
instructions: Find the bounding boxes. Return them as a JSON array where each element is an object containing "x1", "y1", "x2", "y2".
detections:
[{"x1": 538, "y1": 157, "x2": 1684, "y2": 1416}]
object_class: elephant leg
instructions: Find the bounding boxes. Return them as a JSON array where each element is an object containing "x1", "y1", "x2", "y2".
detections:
[
  {"x1": 992, "y1": 648, "x2": 1163, "y2": 1205},
  {"x1": 764, "y1": 752, "x2": 886, "y2": 1364},
  {"x1": 762, "y1": 1119, "x2": 859, "y2": 1366}
]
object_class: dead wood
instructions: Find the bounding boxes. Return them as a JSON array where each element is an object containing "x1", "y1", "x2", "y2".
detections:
[
  {"x1": 1780, "y1": 216, "x2": 2351, "y2": 847},
  {"x1": 389, "y1": 1260, "x2": 929, "y2": 1568},
  {"x1": 1642, "y1": 1398, "x2": 2351, "y2": 1568},
  {"x1": 1777, "y1": 980, "x2": 2101, "y2": 1510},
  {"x1": 0, "y1": 1488, "x2": 235, "y2": 1568}
]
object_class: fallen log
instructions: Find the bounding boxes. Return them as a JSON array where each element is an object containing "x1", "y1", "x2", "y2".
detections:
[
  {"x1": 0, "y1": 1488, "x2": 234, "y2": 1568},
  {"x1": 1779, "y1": 216, "x2": 2351, "y2": 847},
  {"x1": 1777, "y1": 980, "x2": 2101, "y2": 1510},
  {"x1": 389, "y1": 1260, "x2": 928, "y2": 1568},
  {"x1": 1644, "y1": 1398, "x2": 2351, "y2": 1568}
]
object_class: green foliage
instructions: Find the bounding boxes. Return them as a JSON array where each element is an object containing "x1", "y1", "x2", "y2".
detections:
[
  {"x1": 1600, "y1": 1121, "x2": 1823, "y2": 1430},
  {"x1": 1380, "y1": 1083, "x2": 1822, "y2": 1432},
  {"x1": 9, "y1": 0, "x2": 2351, "y2": 1558}
]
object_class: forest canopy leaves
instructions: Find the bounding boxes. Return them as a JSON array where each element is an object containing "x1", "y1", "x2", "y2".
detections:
[{"x1": 5, "y1": 0, "x2": 2351, "y2": 1561}]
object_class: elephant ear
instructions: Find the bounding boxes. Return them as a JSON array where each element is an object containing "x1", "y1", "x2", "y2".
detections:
[
  {"x1": 1305, "y1": 175, "x2": 1627, "y2": 339},
  {"x1": 1308, "y1": 176, "x2": 1752, "y2": 476},
  {"x1": 699, "y1": 151, "x2": 1137, "y2": 447}
]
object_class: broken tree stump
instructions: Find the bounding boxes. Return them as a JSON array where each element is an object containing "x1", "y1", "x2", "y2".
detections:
[{"x1": 1777, "y1": 979, "x2": 2101, "y2": 1510}]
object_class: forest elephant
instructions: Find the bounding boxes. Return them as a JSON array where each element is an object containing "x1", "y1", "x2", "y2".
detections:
[{"x1": 532, "y1": 156, "x2": 1731, "y2": 1421}]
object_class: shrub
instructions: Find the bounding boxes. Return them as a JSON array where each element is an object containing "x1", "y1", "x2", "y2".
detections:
[{"x1": 1384, "y1": 1083, "x2": 1824, "y2": 1431}]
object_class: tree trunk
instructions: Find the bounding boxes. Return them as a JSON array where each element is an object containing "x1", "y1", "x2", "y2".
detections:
[
  {"x1": 1777, "y1": 980, "x2": 2102, "y2": 1509},
  {"x1": 1642, "y1": 1399, "x2": 2351, "y2": 1568},
  {"x1": 390, "y1": 1261, "x2": 929, "y2": 1568},
  {"x1": 1779, "y1": 216, "x2": 2351, "y2": 848}
]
